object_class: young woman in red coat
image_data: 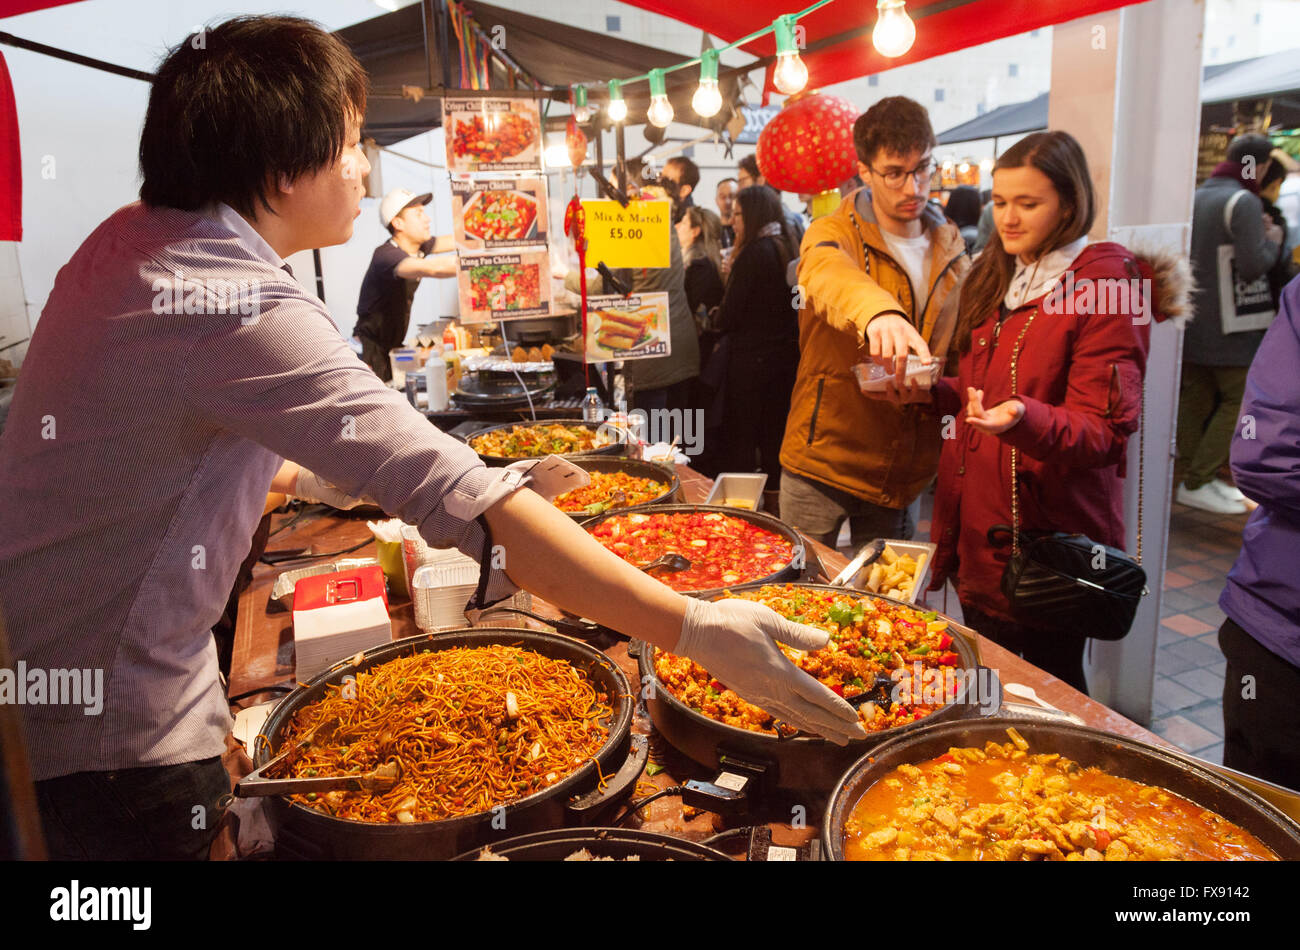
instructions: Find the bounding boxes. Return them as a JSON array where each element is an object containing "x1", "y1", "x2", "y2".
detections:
[{"x1": 923, "y1": 131, "x2": 1184, "y2": 692}]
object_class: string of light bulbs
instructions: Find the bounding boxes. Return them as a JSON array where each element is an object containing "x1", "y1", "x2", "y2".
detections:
[{"x1": 568, "y1": 0, "x2": 919, "y2": 129}]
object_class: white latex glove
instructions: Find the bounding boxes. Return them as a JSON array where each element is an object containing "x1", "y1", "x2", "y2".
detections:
[
  {"x1": 675, "y1": 598, "x2": 866, "y2": 745},
  {"x1": 293, "y1": 468, "x2": 367, "y2": 510}
]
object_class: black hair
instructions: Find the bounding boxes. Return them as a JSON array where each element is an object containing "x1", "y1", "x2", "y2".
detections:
[
  {"x1": 853, "y1": 96, "x2": 935, "y2": 166},
  {"x1": 139, "y1": 16, "x2": 368, "y2": 216},
  {"x1": 1226, "y1": 133, "x2": 1274, "y2": 170},
  {"x1": 738, "y1": 154, "x2": 760, "y2": 179},
  {"x1": 945, "y1": 185, "x2": 982, "y2": 229},
  {"x1": 665, "y1": 156, "x2": 700, "y2": 190}
]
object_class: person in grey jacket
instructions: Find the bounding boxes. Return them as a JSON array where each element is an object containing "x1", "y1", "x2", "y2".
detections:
[{"x1": 1176, "y1": 134, "x2": 1285, "y2": 515}]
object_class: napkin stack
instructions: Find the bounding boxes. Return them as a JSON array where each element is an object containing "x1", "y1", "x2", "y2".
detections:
[{"x1": 292, "y1": 565, "x2": 391, "y2": 680}]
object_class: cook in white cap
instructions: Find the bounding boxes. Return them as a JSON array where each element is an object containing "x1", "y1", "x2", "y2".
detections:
[{"x1": 354, "y1": 188, "x2": 458, "y2": 380}]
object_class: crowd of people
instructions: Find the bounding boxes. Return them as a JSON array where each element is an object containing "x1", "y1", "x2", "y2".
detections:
[{"x1": 573, "y1": 96, "x2": 1300, "y2": 792}]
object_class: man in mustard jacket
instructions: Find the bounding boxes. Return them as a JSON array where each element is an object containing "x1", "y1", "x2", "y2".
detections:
[{"x1": 780, "y1": 97, "x2": 969, "y2": 547}]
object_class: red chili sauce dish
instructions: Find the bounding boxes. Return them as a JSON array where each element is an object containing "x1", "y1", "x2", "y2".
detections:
[{"x1": 586, "y1": 511, "x2": 793, "y2": 591}]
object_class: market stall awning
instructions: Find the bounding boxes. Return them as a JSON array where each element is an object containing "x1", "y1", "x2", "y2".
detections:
[
  {"x1": 936, "y1": 92, "x2": 1047, "y2": 145},
  {"x1": 620, "y1": 0, "x2": 1146, "y2": 91},
  {"x1": 338, "y1": 0, "x2": 728, "y2": 145}
]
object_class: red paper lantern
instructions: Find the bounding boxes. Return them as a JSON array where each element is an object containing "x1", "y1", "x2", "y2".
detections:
[{"x1": 756, "y1": 93, "x2": 858, "y2": 195}]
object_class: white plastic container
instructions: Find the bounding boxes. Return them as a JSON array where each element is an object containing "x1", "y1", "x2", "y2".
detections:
[
  {"x1": 424, "y1": 351, "x2": 449, "y2": 411},
  {"x1": 852, "y1": 356, "x2": 944, "y2": 393}
]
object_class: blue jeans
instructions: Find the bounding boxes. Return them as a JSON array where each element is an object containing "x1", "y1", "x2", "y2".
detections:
[{"x1": 36, "y1": 755, "x2": 232, "y2": 860}]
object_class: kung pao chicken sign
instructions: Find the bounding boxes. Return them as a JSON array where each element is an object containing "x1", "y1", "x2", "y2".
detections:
[{"x1": 456, "y1": 250, "x2": 553, "y2": 324}]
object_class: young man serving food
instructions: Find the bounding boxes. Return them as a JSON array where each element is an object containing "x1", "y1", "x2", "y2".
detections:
[{"x1": 0, "y1": 16, "x2": 862, "y2": 860}]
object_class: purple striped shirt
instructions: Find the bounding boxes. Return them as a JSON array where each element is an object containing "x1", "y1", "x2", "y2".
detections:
[{"x1": 0, "y1": 202, "x2": 520, "y2": 780}]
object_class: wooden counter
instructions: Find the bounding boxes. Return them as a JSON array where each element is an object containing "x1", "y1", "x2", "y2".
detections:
[{"x1": 229, "y1": 463, "x2": 1176, "y2": 852}]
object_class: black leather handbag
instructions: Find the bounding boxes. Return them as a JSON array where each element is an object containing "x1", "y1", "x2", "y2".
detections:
[{"x1": 995, "y1": 310, "x2": 1147, "y2": 642}]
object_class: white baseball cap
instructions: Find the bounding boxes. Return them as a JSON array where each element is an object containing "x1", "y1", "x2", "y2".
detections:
[{"x1": 379, "y1": 189, "x2": 432, "y2": 229}]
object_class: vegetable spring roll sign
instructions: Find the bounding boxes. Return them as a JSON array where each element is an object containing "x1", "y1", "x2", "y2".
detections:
[
  {"x1": 443, "y1": 98, "x2": 541, "y2": 174},
  {"x1": 581, "y1": 198, "x2": 671, "y2": 268},
  {"x1": 457, "y1": 250, "x2": 553, "y2": 324},
  {"x1": 585, "y1": 293, "x2": 671, "y2": 362},
  {"x1": 451, "y1": 177, "x2": 549, "y2": 251}
]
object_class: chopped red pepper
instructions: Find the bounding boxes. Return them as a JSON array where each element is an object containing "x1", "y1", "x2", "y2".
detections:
[
  {"x1": 1093, "y1": 827, "x2": 1111, "y2": 850},
  {"x1": 938, "y1": 651, "x2": 959, "y2": 666},
  {"x1": 830, "y1": 683, "x2": 845, "y2": 697},
  {"x1": 938, "y1": 633, "x2": 953, "y2": 650}
]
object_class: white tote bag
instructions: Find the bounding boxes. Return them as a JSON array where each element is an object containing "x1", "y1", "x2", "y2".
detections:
[{"x1": 1217, "y1": 189, "x2": 1277, "y2": 335}]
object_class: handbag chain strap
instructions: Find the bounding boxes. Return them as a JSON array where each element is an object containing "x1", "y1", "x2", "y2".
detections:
[
  {"x1": 1005, "y1": 311, "x2": 1036, "y2": 558},
  {"x1": 1004, "y1": 305, "x2": 1147, "y2": 567}
]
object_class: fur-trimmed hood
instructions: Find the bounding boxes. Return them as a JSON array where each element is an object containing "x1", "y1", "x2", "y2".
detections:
[{"x1": 1134, "y1": 245, "x2": 1195, "y2": 328}]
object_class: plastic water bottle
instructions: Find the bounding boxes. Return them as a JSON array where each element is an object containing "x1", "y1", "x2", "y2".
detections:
[
  {"x1": 424, "y1": 351, "x2": 449, "y2": 412},
  {"x1": 581, "y1": 387, "x2": 603, "y2": 423}
]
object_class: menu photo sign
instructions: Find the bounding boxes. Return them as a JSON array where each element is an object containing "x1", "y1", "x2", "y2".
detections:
[
  {"x1": 450, "y1": 177, "x2": 549, "y2": 252},
  {"x1": 584, "y1": 292, "x2": 671, "y2": 362},
  {"x1": 580, "y1": 198, "x2": 671, "y2": 269},
  {"x1": 456, "y1": 249, "x2": 553, "y2": 324},
  {"x1": 443, "y1": 97, "x2": 542, "y2": 174}
]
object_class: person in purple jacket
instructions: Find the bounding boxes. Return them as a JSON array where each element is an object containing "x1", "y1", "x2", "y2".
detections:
[{"x1": 1219, "y1": 272, "x2": 1300, "y2": 792}]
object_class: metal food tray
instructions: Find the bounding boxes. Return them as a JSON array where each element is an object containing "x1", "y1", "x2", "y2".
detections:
[
  {"x1": 845, "y1": 538, "x2": 936, "y2": 605},
  {"x1": 702, "y1": 472, "x2": 768, "y2": 512},
  {"x1": 271, "y1": 557, "x2": 379, "y2": 609}
]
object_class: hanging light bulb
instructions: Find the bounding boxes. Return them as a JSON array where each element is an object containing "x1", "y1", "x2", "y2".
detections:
[
  {"x1": 647, "y1": 69, "x2": 674, "y2": 128},
  {"x1": 572, "y1": 84, "x2": 596, "y2": 123},
  {"x1": 544, "y1": 140, "x2": 571, "y2": 169},
  {"x1": 692, "y1": 48, "x2": 723, "y2": 118},
  {"x1": 772, "y1": 14, "x2": 809, "y2": 96},
  {"x1": 873, "y1": 0, "x2": 916, "y2": 58},
  {"x1": 606, "y1": 79, "x2": 627, "y2": 123}
]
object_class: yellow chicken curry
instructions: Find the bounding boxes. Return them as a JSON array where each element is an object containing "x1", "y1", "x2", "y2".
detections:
[{"x1": 844, "y1": 729, "x2": 1276, "y2": 861}]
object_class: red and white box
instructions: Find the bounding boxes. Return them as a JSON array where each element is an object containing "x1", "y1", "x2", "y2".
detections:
[{"x1": 292, "y1": 565, "x2": 391, "y2": 681}]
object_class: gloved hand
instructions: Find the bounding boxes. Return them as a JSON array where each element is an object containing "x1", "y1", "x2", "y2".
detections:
[
  {"x1": 675, "y1": 597, "x2": 866, "y2": 745},
  {"x1": 293, "y1": 468, "x2": 368, "y2": 510}
]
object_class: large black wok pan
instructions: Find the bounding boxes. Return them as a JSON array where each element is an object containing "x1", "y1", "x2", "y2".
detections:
[
  {"x1": 822, "y1": 718, "x2": 1300, "y2": 860},
  {"x1": 635, "y1": 582, "x2": 999, "y2": 791},
  {"x1": 247, "y1": 628, "x2": 641, "y2": 860}
]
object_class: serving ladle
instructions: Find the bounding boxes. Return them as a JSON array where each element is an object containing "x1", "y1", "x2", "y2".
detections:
[{"x1": 638, "y1": 553, "x2": 692, "y2": 575}]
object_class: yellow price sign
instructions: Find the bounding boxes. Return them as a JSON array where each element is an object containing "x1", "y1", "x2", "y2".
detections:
[{"x1": 581, "y1": 199, "x2": 670, "y2": 269}]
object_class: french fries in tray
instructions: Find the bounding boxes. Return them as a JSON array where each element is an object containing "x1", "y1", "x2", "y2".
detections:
[{"x1": 862, "y1": 544, "x2": 928, "y2": 601}]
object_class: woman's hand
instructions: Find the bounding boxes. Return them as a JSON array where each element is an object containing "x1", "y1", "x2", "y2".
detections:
[
  {"x1": 865, "y1": 313, "x2": 931, "y2": 386},
  {"x1": 965, "y1": 387, "x2": 1025, "y2": 435}
]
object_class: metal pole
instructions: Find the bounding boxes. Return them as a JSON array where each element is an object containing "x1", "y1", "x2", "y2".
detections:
[
  {"x1": 420, "y1": 0, "x2": 438, "y2": 92},
  {"x1": 615, "y1": 123, "x2": 627, "y2": 194}
]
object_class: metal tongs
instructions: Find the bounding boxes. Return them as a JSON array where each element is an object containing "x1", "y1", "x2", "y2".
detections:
[
  {"x1": 830, "y1": 539, "x2": 886, "y2": 588},
  {"x1": 844, "y1": 673, "x2": 898, "y2": 710},
  {"x1": 236, "y1": 716, "x2": 401, "y2": 798}
]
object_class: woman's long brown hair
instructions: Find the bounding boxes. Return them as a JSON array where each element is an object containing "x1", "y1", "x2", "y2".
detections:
[{"x1": 955, "y1": 131, "x2": 1096, "y2": 352}]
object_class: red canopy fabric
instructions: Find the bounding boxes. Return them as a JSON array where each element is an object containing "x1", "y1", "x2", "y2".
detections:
[
  {"x1": 0, "y1": 50, "x2": 19, "y2": 241},
  {"x1": 0, "y1": 0, "x2": 85, "y2": 18},
  {"x1": 623, "y1": 0, "x2": 1144, "y2": 92}
]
